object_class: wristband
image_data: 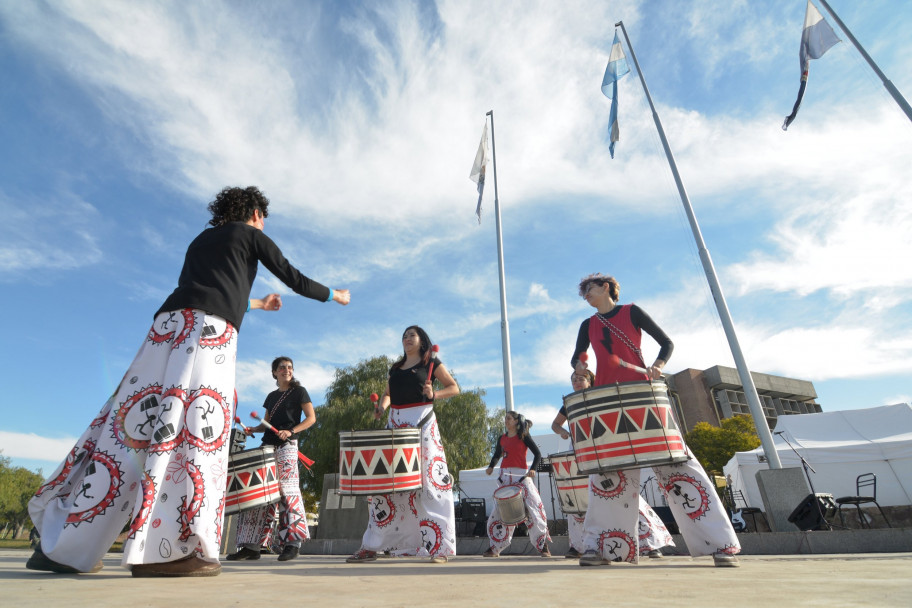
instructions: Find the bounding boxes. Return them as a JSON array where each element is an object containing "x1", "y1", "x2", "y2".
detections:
[
  {"x1": 326, "y1": 288, "x2": 334, "y2": 302},
  {"x1": 246, "y1": 300, "x2": 251, "y2": 312}
]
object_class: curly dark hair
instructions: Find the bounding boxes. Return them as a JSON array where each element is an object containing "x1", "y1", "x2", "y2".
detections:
[{"x1": 207, "y1": 186, "x2": 270, "y2": 227}]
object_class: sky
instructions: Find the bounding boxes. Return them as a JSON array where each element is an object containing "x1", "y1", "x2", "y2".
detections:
[{"x1": 1, "y1": 0, "x2": 910, "y2": 475}]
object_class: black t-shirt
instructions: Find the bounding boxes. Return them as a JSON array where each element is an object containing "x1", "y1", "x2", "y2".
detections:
[
  {"x1": 261, "y1": 385, "x2": 310, "y2": 446},
  {"x1": 156, "y1": 222, "x2": 330, "y2": 331},
  {"x1": 388, "y1": 357, "x2": 444, "y2": 405}
]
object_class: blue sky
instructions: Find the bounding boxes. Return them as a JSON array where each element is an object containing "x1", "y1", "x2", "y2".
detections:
[{"x1": 2, "y1": 0, "x2": 911, "y2": 475}]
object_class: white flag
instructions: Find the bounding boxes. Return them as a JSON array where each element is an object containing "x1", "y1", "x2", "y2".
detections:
[{"x1": 469, "y1": 122, "x2": 489, "y2": 224}]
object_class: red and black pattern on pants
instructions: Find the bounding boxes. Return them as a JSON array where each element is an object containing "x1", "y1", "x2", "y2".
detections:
[{"x1": 235, "y1": 442, "x2": 310, "y2": 550}]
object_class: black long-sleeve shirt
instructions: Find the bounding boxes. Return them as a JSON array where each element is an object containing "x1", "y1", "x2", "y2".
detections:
[
  {"x1": 156, "y1": 222, "x2": 329, "y2": 331},
  {"x1": 571, "y1": 304, "x2": 673, "y2": 369}
]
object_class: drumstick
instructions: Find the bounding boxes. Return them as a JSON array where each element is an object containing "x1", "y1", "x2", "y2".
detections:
[
  {"x1": 249, "y1": 413, "x2": 316, "y2": 469},
  {"x1": 233, "y1": 415, "x2": 252, "y2": 433},
  {"x1": 606, "y1": 353, "x2": 650, "y2": 375},
  {"x1": 370, "y1": 392, "x2": 380, "y2": 416},
  {"x1": 425, "y1": 344, "x2": 439, "y2": 383}
]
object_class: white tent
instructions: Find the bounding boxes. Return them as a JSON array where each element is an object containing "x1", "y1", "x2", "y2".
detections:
[{"x1": 723, "y1": 403, "x2": 912, "y2": 511}]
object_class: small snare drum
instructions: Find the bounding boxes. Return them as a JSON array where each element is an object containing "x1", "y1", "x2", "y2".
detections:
[
  {"x1": 493, "y1": 484, "x2": 526, "y2": 525},
  {"x1": 338, "y1": 428, "x2": 422, "y2": 495},
  {"x1": 225, "y1": 446, "x2": 281, "y2": 515},
  {"x1": 563, "y1": 379, "x2": 688, "y2": 475}
]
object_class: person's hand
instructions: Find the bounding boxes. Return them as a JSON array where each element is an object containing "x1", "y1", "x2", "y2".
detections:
[
  {"x1": 485, "y1": 467, "x2": 493, "y2": 476},
  {"x1": 574, "y1": 360, "x2": 588, "y2": 375},
  {"x1": 373, "y1": 406, "x2": 383, "y2": 421},
  {"x1": 422, "y1": 381, "x2": 435, "y2": 400},
  {"x1": 262, "y1": 293, "x2": 282, "y2": 311},
  {"x1": 333, "y1": 289, "x2": 351, "y2": 305},
  {"x1": 277, "y1": 430, "x2": 293, "y2": 441},
  {"x1": 646, "y1": 364, "x2": 663, "y2": 380},
  {"x1": 559, "y1": 430, "x2": 570, "y2": 440},
  {"x1": 526, "y1": 470, "x2": 536, "y2": 479},
  {"x1": 244, "y1": 427, "x2": 255, "y2": 436}
]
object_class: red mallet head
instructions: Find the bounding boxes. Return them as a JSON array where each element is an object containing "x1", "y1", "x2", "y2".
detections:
[
  {"x1": 234, "y1": 416, "x2": 242, "y2": 423},
  {"x1": 605, "y1": 354, "x2": 621, "y2": 368},
  {"x1": 430, "y1": 344, "x2": 439, "y2": 357},
  {"x1": 370, "y1": 393, "x2": 379, "y2": 403},
  {"x1": 250, "y1": 411, "x2": 261, "y2": 420},
  {"x1": 578, "y1": 352, "x2": 588, "y2": 364}
]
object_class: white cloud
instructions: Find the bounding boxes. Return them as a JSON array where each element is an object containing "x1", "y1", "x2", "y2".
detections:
[{"x1": 0, "y1": 430, "x2": 76, "y2": 464}]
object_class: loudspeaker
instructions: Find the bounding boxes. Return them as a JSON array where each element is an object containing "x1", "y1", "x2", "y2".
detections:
[
  {"x1": 460, "y1": 498, "x2": 486, "y2": 523},
  {"x1": 788, "y1": 493, "x2": 836, "y2": 531}
]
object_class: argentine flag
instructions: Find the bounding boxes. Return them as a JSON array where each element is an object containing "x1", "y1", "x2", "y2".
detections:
[
  {"x1": 601, "y1": 31, "x2": 630, "y2": 158},
  {"x1": 783, "y1": 0, "x2": 840, "y2": 130}
]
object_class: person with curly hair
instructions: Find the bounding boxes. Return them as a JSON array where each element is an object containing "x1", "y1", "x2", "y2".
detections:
[
  {"x1": 27, "y1": 186, "x2": 350, "y2": 578},
  {"x1": 570, "y1": 273, "x2": 739, "y2": 568}
]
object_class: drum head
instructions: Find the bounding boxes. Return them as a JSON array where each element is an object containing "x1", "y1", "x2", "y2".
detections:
[{"x1": 494, "y1": 485, "x2": 522, "y2": 499}]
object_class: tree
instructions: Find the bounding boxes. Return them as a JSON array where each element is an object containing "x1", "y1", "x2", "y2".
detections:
[
  {"x1": 684, "y1": 415, "x2": 762, "y2": 475},
  {"x1": 0, "y1": 453, "x2": 44, "y2": 538},
  {"x1": 297, "y1": 356, "x2": 498, "y2": 509}
]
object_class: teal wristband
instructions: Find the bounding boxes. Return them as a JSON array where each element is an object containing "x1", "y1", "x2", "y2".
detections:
[
  {"x1": 327, "y1": 288, "x2": 334, "y2": 303},
  {"x1": 247, "y1": 299, "x2": 251, "y2": 312}
]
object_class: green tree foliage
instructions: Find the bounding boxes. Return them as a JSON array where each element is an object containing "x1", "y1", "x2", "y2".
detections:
[
  {"x1": 297, "y1": 356, "x2": 498, "y2": 509},
  {"x1": 0, "y1": 454, "x2": 44, "y2": 538},
  {"x1": 684, "y1": 415, "x2": 762, "y2": 475}
]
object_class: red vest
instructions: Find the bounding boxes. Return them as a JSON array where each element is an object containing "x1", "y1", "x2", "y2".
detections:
[
  {"x1": 499, "y1": 433, "x2": 528, "y2": 469},
  {"x1": 588, "y1": 304, "x2": 648, "y2": 386}
]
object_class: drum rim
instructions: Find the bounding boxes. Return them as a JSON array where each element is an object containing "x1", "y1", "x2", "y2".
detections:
[{"x1": 494, "y1": 484, "x2": 523, "y2": 498}]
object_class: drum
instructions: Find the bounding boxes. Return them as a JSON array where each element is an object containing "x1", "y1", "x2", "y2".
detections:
[
  {"x1": 493, "y1": 484, "x2": 526, "y2": 525},
  {"x1": 225, "y1": 446, "x2": 281, "y2": 515},
  {"x1": 548, "y1": 451, "x2": 589, "y2": 515},
  {"x1": 338, "y1": 428, "x2": 422, "y2": 495},
  {"x1": 563, "y1": 379, "x2": 688, "y2": 474}
]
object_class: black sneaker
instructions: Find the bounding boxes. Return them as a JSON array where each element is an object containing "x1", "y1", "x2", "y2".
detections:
[
  {"x1": 226, "y1": 547, "x2": 261, "y2": 561},
  {"x1": 565, "y1": 547, "x2": 581, "y2": 559},
  {"x1": 277, "y1": 546, "x2": 299, "y2": 562},
  {"x1": 26, "y1": 547, "x2": 102, "y2": 574}
]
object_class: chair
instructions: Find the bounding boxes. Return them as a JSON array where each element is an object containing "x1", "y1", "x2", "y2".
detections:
[
  {"x1": 835, "y1": 473, "x2": 892, "y2": 529},
  {"x1": 728, "y1": 489, "x2": 762, "y2": 533}
]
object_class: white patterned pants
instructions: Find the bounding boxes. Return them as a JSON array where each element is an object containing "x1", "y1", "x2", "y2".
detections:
[
  {"x1": 582, "y1": 449, "x2": 739, "y2": 563},
  {"x1": 486, "y1": 468, "x2": 552, "y2": 554},
  {"x1": 235, "y1": 442, "x2": 310, "y2": 550},
  {"x1": 358, "y1": 406, "x2": 456, "y2": 557},
  {"x1": 29, "y1": 309, "x2": 237, "y2": 570}
]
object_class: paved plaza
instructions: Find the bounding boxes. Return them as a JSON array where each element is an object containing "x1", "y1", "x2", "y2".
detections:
[{"x1": 4, "y1": 549, "x2": 911, "y2": 608}]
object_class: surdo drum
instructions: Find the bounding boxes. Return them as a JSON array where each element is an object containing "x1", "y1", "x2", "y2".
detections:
[
  {"x1": 225, "y1": 446, "x2": 281, "y2": 515},
  {"x1": 548, "y1": 450, "x2": 589, "y2": 515},
  {"x1": 563, "y1": 379, "x2": 687, "y2": 475},
  {"x1": 337, "y1": 428, "x2": 422, "y2": 495},
  {"x1": 493, "y1": 484, "x2": 526, "y2": 525}
]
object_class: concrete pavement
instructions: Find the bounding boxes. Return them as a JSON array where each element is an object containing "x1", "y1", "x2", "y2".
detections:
[{"x1": 4, "y1": 549, "x2": 912, "y2": 608}]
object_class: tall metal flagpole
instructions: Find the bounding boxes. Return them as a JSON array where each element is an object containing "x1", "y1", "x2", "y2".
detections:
[
  {"x1": 486, "y1": 110, "x2": 516, "y2": 412},
  {"x1": 615, "y1": 21, "x2": 782, "y2": 469},
  {"x1": 816, "y1": 0, "x2": 912, "y2": 124}
]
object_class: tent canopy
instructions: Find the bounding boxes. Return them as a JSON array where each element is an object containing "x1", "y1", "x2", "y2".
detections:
[{"x1": 723, "y1": 403, "x2": 912, "y2": 511}]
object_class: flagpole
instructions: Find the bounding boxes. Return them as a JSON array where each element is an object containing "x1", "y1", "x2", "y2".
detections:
[
  {"x1": 487, "y1": 110, "x2": 516, "y2": 413},
  {"x1": 615, "y1": 21, "x2": 782, "y2": 469},
  {"x1": 816, "y1": 0, "x2": 912, "y2": 124}
]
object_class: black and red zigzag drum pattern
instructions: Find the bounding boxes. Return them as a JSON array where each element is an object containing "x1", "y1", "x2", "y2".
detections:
[
  {"x1": 564, "y1": 380, "x2": 687, "y2": 475},
  {"x1": 548, "y1": 450, "x2": 589, "y2": 515},
  {"x1": 338, "y1": 429, "x2": 422, "y2": 495},
  {"x1": 225, "y1": 447, "x2": 282, "y2": 515}
]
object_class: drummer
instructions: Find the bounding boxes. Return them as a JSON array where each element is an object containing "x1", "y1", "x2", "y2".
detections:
[
  {"x1": 227, "y1": 356, "x2": 315, "y2": 563},
  {"x1": 346, "y1": 326, "x2": 459, "y2": 564},
  {"x1": 482, "y1": 411, "x2": 552, "y2": 558},
  {"x1": 551, "y1": 369, "x2": 674, "y2": 559},
  {"x1": 571, "y1": 273, "x2": 740, "y2": 567}
]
